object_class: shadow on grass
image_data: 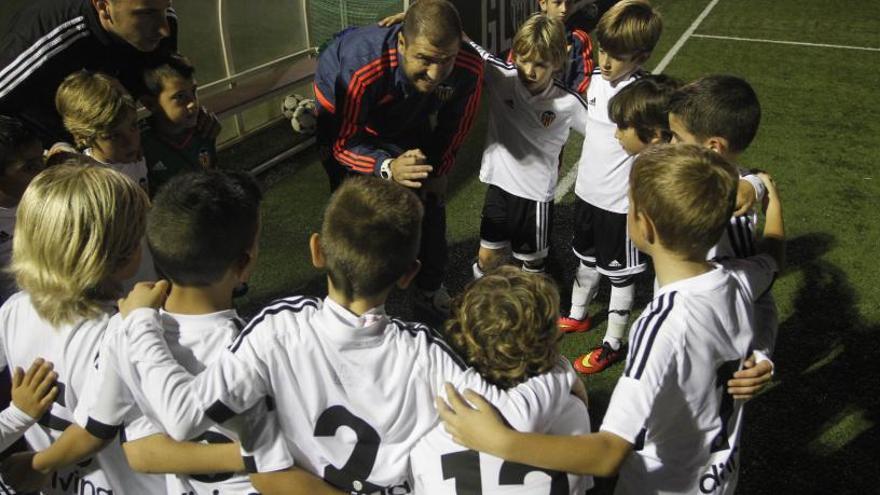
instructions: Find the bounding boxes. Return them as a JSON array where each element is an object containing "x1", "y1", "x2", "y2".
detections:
[{"x1": 739, "y1": 233, "x2": 880, "y2": 493}]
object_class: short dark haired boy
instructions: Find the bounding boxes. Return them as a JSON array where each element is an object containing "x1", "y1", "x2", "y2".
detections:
[
  {"x1": 140, "y1": 54, "x2": 217, "y2": 194},
  {"x1": 668, "y1": 74, "x2": 777, "y2": 396}
]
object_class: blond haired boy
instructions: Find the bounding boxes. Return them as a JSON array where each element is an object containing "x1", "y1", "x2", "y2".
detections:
[
  {"x1": 468, "y1": 13, "x2": 588, "y2": 277},
  {"x1": 0, "y1": 163, "x2": 164, "y2": 493},
  {"x1": 409, "y1": 266, "x2": 593, "y2": 493},
  {"x1": 55, "y1": 70, "x2": 148, "y2": 192},
  {"x1": 439, "y1": 144, "x2": 784, "y2": 495}
]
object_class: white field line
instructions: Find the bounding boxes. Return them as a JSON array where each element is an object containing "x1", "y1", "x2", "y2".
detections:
[
  {"x1": 554, "y1": 0, "x2": 720, "y2": 203},
  {"x1": 691, "y1": 33, "x2": 880, "y2": 52}
]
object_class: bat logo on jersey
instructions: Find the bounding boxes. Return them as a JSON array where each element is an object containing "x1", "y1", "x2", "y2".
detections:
[
  {"x1": 540, "y1": 110, "x2": 556, "y2": 127},
  {"x1": 435, "y1": 84, "x2": 455, "y2": 102}
]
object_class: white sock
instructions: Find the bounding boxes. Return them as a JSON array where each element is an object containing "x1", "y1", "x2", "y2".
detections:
[
  {"x1": 605, "y1": 283, "x2": 635, "y2": 346},
  {"x1": 569, "y1": 263, "x2": 600, "y2": 320},
  {"x1": 603, "y1": 335, "x2": 623, "y2": 351},
  {"x1": 472, "y1": 261, "x2": 485, "y2": 279}
]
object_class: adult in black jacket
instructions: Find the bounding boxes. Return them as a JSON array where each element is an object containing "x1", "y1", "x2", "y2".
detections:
[{"x1": 0, "y1": 0, "x2": 177, "y2": 144}]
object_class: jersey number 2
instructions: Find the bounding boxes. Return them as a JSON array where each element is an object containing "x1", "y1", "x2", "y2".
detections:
[{"x1": 314, "y1": 405, "x2": 383, "y2": 493}]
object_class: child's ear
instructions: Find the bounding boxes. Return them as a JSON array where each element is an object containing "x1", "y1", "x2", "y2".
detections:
[
  {"x1": 236, "y1": 249, "x2": 257, "y2": 283},
  {"x1": 705, "y1": 136, "x2": 730, "y2": 155},
  {"x1": 309, "y1": 233, "x2": 325, "y2": 269},
  {"x1": 396, "y1": 260, "x2": 422, "y2": 290},
  {"x1": 638, "y1": 210, "x2": 657, "y2": 246}
]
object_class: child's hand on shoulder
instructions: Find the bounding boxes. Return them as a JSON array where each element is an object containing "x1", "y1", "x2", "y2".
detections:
[
  {"x1": 437, "y1": 383, "x2": 510, "y2": 456},
  {"x1": 118, "y1": 280, "x2": 170, "y2": 318},
  {"x1": 734, "y1": 178, "x2": 758, "y2": 216},
  {"x1": 756, "y1": 172, "x2": 779, "y2": 198},
  {"x1": 11, "y1": 358, "x2": 58, "y2": 420}
]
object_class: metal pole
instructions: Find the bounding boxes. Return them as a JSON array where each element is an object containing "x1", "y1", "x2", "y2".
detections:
[
  {"x1": 301, "y1": 0, "x2": 313, "y2": 49},
  {"x1": 217, "y1": 0, "x2": 245, "y2": 138}
]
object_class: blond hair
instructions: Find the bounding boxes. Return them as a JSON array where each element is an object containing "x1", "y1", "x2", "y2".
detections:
[
  {"x1": 55, "y1": 71, "x2": 137, "y2": 150},
  {"x1": 595, "y1": 0, "x2": 662, "y2": 57},
  {"x1": 11, "y1": 164, "x2": 149, "y2": 326},
  {"x1": 511, "y1": 13, "x2": 567, "y2": 70},
  {"x1": 630, "y1": 144, "x2": 738, "y2": 259},
  {"x1": 445, "y1": 266, "x2": 560, "y2": 389}
]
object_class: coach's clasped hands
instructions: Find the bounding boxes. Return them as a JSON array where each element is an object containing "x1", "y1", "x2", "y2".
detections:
[{"x1": 390, "y1": 149, "x2": 433, "y2": 188}]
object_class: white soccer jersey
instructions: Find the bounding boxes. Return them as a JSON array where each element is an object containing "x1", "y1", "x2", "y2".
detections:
[
  {"x1": 600, "y1": 254, "x2": 778, "y2": 495},
  {"x1": 471, "y1": 41, "x2": 588, "y2": 202},
  {"x1": 0, "y1": 292, "x2": 164, "y2": 494},
  {"x1": 108, "y1": 296, "x2": 577, "y2": 493},
  {"x1": 708, "y1": 170, "x2": 777, "y2": 358},
  {"x1": 76, "y1": 309, "x2": 288, "y2": 495},
  {"x1": 410, "y1": 393, "x2": 593, "y2": 494},
  {"x1": 84, "y1": 149, "x2": 150, "y2": 193},
  {"x1": 574, "y1": 69, "x2": 642, "y2": 213},
  {"x1": 0, "y1": 206, "x2": 15, "y2": 302}
]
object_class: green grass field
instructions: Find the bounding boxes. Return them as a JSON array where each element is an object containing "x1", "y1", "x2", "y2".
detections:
[{"x1": 234, "y1": 0, "x2": 880, "y2": 492}]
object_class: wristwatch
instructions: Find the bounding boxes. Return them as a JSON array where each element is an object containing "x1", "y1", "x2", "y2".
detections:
[{"x1": 379, "y1": 159, "x2": 393, "y2": 181}]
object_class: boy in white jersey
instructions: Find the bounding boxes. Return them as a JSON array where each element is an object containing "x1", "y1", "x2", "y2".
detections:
[
  {"x1": 471, "y1": 13, "x2": 588, "y2": 277},
  {"x1": 438, "y1": 144, "x2": 785, "y2": 495},
  {"x1": 410, "y1": 265, "x2": 593, "y2": 493},
  {"x1": 14, "y1": 170, "x2": 322, "y2": 494},
  {"x1": 667, "y1": 75, "x2": 778, "y2": 396},
  {"x1": 0, "y1": 163, "x2": 165, "y2": 494},
  {"x1": 558, "y1": 0, "x2": 662, "y2": 373},
  {"x1": 110, "y1": 177, "x2": 577, "y2": 494},
  {"x1": 0, "y1": 115, "x2": 45, "y2": 303},
  {"x1": 55, "y1": 71, "x2": 157, "y2": 292},
  {"x1": 569, "y1": 73, "x2": 679, "y2": 374},
  {"x1": 55, "y1": 71, "x2": 149, "y2": 192}
]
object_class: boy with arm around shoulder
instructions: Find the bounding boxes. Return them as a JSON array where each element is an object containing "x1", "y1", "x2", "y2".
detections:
[
  {"x1": 106, "y1": 177, "x2": 578, "y2": 493},
  {"x1": 439, "y1": 144, "x2": 785, "y2": 495}
]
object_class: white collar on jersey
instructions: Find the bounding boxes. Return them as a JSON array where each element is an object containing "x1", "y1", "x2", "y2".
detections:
[
  {"x1": 322, "y1": 296, "x2": 389, "y2": 341},
  {"x1": 656, "y1": 263, "x2": 726, "y2": 296},
  {"x1": 159, "y1": 308, "x2": 240, "y2": 328}
]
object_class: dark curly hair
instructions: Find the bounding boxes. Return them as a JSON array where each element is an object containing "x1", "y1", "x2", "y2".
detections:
[{"x1": 444, "y1": 266, "x2": 561, "y2": 389}]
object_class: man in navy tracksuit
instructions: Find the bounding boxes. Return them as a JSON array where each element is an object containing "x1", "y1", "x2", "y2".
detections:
[
  {"x1": 314, "y1": 0, "x2": 483, "y2": 318},
  {"x1": 0, "y1": 0, "x2": 177, "y2": 144}
]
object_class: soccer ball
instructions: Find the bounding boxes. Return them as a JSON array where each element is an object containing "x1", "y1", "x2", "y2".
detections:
[
  {"x1": 281, "y1": 93, "x2": 306, "y2": 119},
  {"x1": 282, "y1": 94, "x2": 317, "y2": 135}
]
